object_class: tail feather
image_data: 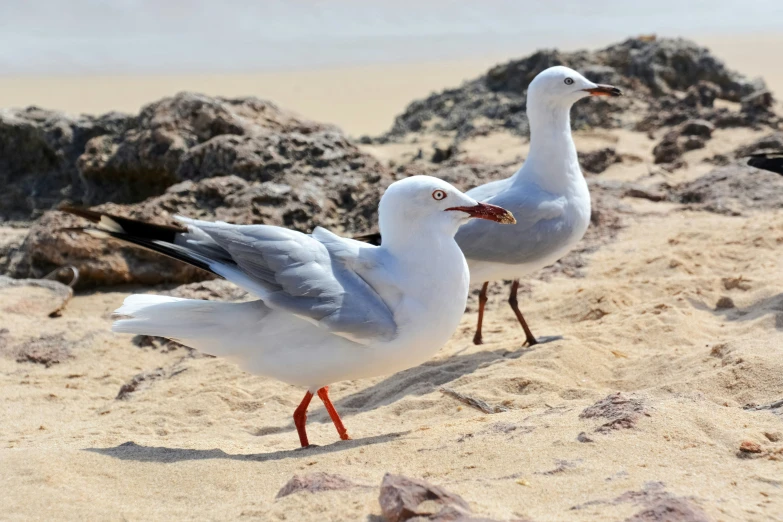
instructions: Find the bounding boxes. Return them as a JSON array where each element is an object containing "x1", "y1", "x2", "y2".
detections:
[{"x1": 112, "y1": 294, "x2": 272, "y2": 354}]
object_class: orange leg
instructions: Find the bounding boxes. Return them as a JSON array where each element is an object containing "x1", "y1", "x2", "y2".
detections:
[
  {"x1": 293, "y1": 390, "x2": 314, "y2": 447},
  {"x1": 316, "y1": 386, "x2": 351, "y2": 441},
  {"x1": 473, "y1": 282, "x2": 489, "y2": 345}
]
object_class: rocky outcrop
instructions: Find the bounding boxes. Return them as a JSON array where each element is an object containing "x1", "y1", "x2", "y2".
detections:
[
  {"x1": 4, "y1": 93, "x2": 397, "y2": 286},
  {"x1": 652, "y1": 119, "x2": 715, "y2": 165},
  {"x1": 673, "y1": 163, "x2": 783, "y2": 214},
  {"x1": 1, "y1": 93, "x2": 391, "y2": 223},
  {"x1": 377, "y1": 37, "x2": 776, "y2": 145},
  {"x1": 0, "y1": 107, "x2": 134, "y2": 221}
]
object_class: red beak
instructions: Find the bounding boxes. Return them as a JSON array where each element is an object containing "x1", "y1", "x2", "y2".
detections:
[
  {"x1": 446, "y1": 202, "x2": 516, "y2": 224},
  {"x1": 583, "y1": 84, "x2": 622, "y2": 97}
]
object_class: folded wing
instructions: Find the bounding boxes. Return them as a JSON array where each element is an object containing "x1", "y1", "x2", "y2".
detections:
[
  {"x1": 61, "y1": 207, "x2": 397, "y2": 345},
  {"x1": 177, "y1": 217, "x2": 397, "y2": 344}
]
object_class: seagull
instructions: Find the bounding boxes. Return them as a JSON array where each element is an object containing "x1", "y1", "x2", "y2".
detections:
[
  {"x1": 63, "y1": 175, "x2": 515, "y2": 447},
  {"x1": 357, "y1": 66, "x2": 622, "y2": 346}
]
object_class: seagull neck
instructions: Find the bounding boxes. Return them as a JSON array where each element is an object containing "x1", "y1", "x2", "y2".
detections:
[
  {"x1": 379, "y1": 220, "x2": 459, "y2": 259},
  {"x1": 515, "y1": 102, "x2": 580, "y2": 194}
]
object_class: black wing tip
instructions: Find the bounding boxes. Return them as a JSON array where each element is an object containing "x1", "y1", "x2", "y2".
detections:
[{"x1": 352, "y1": 231, "x2": 382, "y2": 246}]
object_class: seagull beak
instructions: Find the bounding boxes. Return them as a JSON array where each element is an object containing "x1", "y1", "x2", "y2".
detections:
[
  {"x1": 583, "y1": 84, "x2": 623, "y2": 97},
  {"x1": 446, "y1": 202, "x2": 516, "y2": 224}
]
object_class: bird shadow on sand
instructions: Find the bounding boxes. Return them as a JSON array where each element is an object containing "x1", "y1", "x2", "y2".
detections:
[
  {"x1": 247, "y1": 341, "x2": 544, "y2": 439},
  {"x1": 84, "y1": 430, "x2": 408, "y2": 464},
  {"x1": 332, "y1": 343, "x2": 540, "y2": 416},
  {"x1": 688, "y1": 292, "x2": 783, "y2": 330}
]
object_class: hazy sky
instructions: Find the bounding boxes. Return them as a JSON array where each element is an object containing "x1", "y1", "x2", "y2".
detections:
[{"x1": 2, "y1": 0, "x2": 782, "y2": 75}]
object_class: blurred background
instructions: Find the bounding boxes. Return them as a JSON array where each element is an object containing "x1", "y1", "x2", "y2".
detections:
[{"x1": 2, "y1": 0, "x2": 782, "y2": 135}]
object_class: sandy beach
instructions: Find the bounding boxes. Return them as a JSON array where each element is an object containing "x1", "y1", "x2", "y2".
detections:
[{"x1": 1, "y1": 30, "x2": 783, "y2": 521}]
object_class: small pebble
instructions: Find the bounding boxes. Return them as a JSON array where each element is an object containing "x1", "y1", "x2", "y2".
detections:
[
  {"x1": 716, "y1": 296, "x2": 735, "y2": 309},
  {"x1": 739, "y1": 440, "x2": 762, "y2": 453}
]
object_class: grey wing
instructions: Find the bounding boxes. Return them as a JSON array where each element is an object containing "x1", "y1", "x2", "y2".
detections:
[
  {"x1": 455, "y1": 185, "x2": 570, "y2": 265},
  {"x1": 176, "y1": 217, "x2": 397, "y2": 345},
  {"x1": 465, "y1": 177, "x2": 513, "y2": 202}
]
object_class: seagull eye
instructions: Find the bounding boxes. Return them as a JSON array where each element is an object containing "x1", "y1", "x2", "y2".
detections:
[
  {"x1": 564, "y1": 77, "x2": 574, "y2": 85},
  {"x1": 432, "y1": 190, "x2": 447, "y2": 201}
]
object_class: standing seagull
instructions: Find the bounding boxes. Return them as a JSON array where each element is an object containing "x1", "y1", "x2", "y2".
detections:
[
  {"x1": 64, "y1": 176, "x2": 514, "y2": 447},
  {"x1": 357, "y1": 66, "x2": 622, "y2": 346},
  {"x1": 456, "y1": 66, "x2": 622, "y2": 346}
]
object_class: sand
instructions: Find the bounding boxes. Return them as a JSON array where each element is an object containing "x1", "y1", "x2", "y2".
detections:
[{"x1": 2, "y1": 35, "x2": 783, "y2": 521}]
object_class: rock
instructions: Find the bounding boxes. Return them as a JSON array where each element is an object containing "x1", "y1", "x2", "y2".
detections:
[
  {"x1": 580, "y1": 392, "x2": 650, "y2": 433},
  {"x1": 1, "y1": 333, "x2": 73, "y2": 367},
  {"x1": 681, "y1": 136, "x2": 707, "y2": 152},
  {"x1": 715, "y1": 296, "x2": 735, "y2": 310},
  {"x1": 682, "y1": 81, "x2": 720, "y2": 108},
  {"x1": 1, "y1": 93, "x2": 392, "y2": 228},
  {"x1": 77, "y1": 93, "x2": 338, "y2": 206},
  {"x1": 624, "y1": 186, "x2": 666, "y2": 202},
  {"x1": 10, "y1": 210, "x2": 209, "y2": 287},
  {"x1": 678, "y1": 119, "x2": 714, "y2": 138},
  {"x1": 378, "y1": 473, "x2": 471, "y2": 522},
  {"x1": 166, "y1": 280, "x2": 249, "y2": 302},
  {"x1": 431, "y1": 145, "x2": 457, "y2": 164},
  {"x1": 738, "y1": 440, "x2": 762, "y2": 454},
  {"x1": 653, "y1": 125, "x2": 709, "y2": 165},
  {"x1": 625, "y1": 498, "x2": 712, "y2": 522},
  {"x1": 741, "y1": 89, "x2": 775, "y2": 114},
  {"x1": 116, "y1": 364, "x2": 186, "y2": 400},
  {"x1": 703, "y1": 154, "x2": 730, "y2": 166},
  {"x1": 8, "y1": 94, "x2": 395, "y2": 286},
  {"x1": 764, "y1": 431, "x2": 782, "y2": 442},
  {"x1": 673, "y1": 163, "x2": 783, "y2": 214},
  {"x1": 0, "y1": 107, "x2": 134, "y2": 221},
  {"x1": 734, "y1": 132, "x2": 783, "y2": 158},
  {"x1": 275, "y1": 472, "x2": 368, "y2": 499},
  {"x1": 580, "y1": 148, "x2": 621, "y2": 174},
  {"x1": 379, "y1": 37, "x2": 773, "y2": 143},
  {"x1": 653, "y1": 134, "x2": 683, "y2": 164},
  {"x1": 0, "y1": 275, "x2": 73, "y2": 317},
  {"x1": 577, "y1": 432, "x2": 595, "y2": 443}
]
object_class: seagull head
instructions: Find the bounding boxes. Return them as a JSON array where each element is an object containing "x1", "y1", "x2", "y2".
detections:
[
  {"x1": 378, "y1": 175, "x2": 515, "y2": 241},
  {"x1": 527, "y1": 66, "x2": 622, "y2": 109}
]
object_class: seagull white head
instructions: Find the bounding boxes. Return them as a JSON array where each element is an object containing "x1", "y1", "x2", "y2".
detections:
[
  {"x1": 378, "y1": 175, "x2": 515, "y2": 242},
  {"x1": 527, "y1": 65, "x2": 622, "y2": 109}
]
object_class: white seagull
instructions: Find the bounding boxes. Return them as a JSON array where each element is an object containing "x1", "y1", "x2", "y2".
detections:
[
  {"x1": 359, "y1": 66, "x2": 622, "y2": 346},
  {"x1": 65, "y1": 175, "x2": 515, "y2": 447},
  {"x1": 457, "y1": 66, "x2": 622, "y2": 346}
]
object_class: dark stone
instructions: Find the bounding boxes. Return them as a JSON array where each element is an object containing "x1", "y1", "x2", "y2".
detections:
[
  {"x1": 275, "y1": 472, "x2": 367, "y2": 499},
  {"x1": 625, "y1": 498, "x2": 712, "y2": 522},
  {"x1": 678, "y1": 119, "x2": 714, "y2": 138},
  {"x1": 6, "y1": 333, "x2": 72, "y2": 367},
  {"x1": 653, "y1": 135, "x2": 683, "y2": 164},
  {"x1": 378, "y1": 473, "x2": 471, "y2": 522},
  {"x1": 673, "y1": 163, "x2": 783, "y2": 214},
  {"x1": 580, "y1": 148, "x2": 621, "y2": 174},
  {"x1": 580, "y1": 392, "x2": 649, "y2": 434}
]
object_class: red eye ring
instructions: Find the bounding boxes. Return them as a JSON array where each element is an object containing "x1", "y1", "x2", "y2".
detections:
[{"x1": 432, "y1": 190, "x2": 447, "y2": 201}]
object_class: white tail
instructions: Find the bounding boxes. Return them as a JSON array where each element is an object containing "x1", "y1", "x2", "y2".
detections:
[{"x1": 112, "y1": 294, "x2": 271, "y2": 353}]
